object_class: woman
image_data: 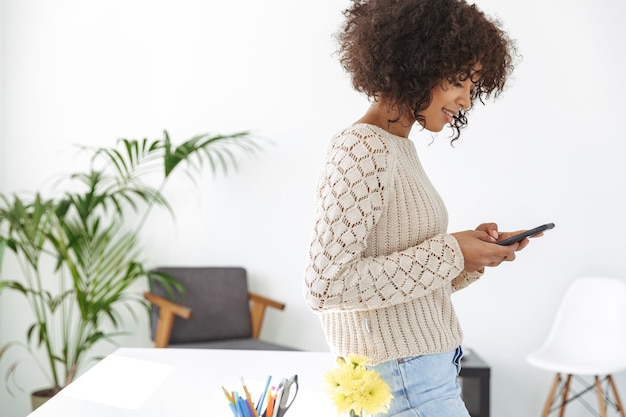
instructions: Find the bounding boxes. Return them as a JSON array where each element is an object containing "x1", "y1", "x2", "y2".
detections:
[{"x1": 304, "y1": 0, "x2": 525, "y2": 415}]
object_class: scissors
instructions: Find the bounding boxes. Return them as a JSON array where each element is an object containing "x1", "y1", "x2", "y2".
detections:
[{"x1": 271, "y1": 374, "x2": 299, "y2": 417}]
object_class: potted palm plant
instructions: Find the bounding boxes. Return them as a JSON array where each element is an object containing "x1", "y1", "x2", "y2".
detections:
[{"x1": 0, "y1": 130, "x2": 260, "y2": 409}]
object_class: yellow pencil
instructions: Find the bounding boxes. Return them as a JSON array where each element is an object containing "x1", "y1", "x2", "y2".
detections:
[
  {"x1": 221, "y1": 386, "x2": 235, "y2": 405},
  {"x1": 240, "y1": 378, "x2": 260, "y2": 417}
]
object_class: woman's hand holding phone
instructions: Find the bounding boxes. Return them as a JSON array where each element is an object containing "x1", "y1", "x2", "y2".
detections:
[
  {"x1": 452, "y1": 222, "x2": 554, "y2": 272},
  {"x1": 496, "y1": 223, "x2": 555, "y2": 246}
]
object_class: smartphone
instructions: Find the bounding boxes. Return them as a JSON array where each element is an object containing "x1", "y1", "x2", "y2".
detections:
[{"x1": 496, "y1": 223, "x2": 555, "y2": 246}]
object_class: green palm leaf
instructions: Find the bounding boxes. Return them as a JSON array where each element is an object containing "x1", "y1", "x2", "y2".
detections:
[{"x1": 0, "y1": 129, "x2": 260, "y2": 390}]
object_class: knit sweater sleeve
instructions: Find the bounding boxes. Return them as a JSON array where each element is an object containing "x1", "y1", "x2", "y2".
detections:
[
  {"x1": 451, "y1": 270, "x2": 483, "y2": 292},
  {"x1": 305, "y1": 128, "x2": 466, "y2": 312}
]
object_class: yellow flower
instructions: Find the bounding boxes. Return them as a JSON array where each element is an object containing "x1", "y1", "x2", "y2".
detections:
[
  {"x1": 345, "y1": 354, "x2": 371, "y2": 368},
  {"x1": 324, "y1": 354, "x2": 393, "y2": 416}
]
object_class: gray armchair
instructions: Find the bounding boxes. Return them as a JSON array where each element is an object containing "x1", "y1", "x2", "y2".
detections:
[{"x1": 144, "y1": 267, "x2": 297, "y2": 351}]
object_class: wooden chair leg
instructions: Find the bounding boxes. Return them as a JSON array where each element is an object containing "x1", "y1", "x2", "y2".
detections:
[
  {"x1": 542, "y1": 374, "x2": 562, "y2": 417},
  {"x1": 540, "y1": 373, "x2": 625, "y2": 417},
  {"x1": 595, "y1": 376, "x2": 607, "y2": 417},
  {"x1": 558, "y1": 375, "x2": 572, "y2": 417},
  {"x1": 607, "y1": 375, "x2": 626, "y2": 417}
]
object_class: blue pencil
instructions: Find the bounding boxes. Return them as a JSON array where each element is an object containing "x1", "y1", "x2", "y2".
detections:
[
  {"x1": 256, "y1": 375, "x2": 272, "y2": 414},
  {"x1": 238, "y1": 396, "x2": 252, "y2": 417},
  {"x1": 234, "y1": 392, "x2": 243, "y2": 417}
]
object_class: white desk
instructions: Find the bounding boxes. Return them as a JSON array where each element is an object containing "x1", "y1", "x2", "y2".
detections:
[{"x1": 27, "y1": 348, "x2": 337, "y2": 417}]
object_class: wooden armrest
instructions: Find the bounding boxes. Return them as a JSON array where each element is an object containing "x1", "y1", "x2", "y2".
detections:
[
  {"x1": 248, "y1": 292, "x2": 285, "y2": 339},
  {"x1": 144, "y1": 291, "x2": 193, "y2": 348}
]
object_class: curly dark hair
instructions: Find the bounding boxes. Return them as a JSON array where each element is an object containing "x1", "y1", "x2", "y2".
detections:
[{"x1": 336, "y1": 0, "x2": 516, "y2": 140}]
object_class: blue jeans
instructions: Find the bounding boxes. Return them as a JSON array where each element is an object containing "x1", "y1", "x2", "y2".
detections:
[{"x1": 370, "y1": 346, "x2": 470, "y2": 417}]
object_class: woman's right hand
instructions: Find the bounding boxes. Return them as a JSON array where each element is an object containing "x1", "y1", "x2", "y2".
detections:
[{"x1": 451, "y1": 224, "x2": 520, "y2": 272}]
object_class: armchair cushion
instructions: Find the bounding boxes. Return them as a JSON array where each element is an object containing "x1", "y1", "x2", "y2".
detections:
[
  {"x1": 168, "y1": 338, "x2": 296, "y2": 351},
  {"x1": 149, "y1": 267, "x2": 252, "y2": 344}
]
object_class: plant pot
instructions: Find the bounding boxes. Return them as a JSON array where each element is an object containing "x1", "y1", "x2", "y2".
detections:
[{"x1": 31, "y1": 387, "x2": 59, "y2": 411}]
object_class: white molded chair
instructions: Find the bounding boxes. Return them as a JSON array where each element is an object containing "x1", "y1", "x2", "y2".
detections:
[{"x1": 527, "y1": 276, "x2": 626, "y2": 417}]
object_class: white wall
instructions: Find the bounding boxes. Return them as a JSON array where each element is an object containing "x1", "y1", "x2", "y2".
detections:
[
  {"x1": 0, "y1": 0, "x2": 4, "y2": 191},
  {"x1": 1, "y1": 1, "x2": 625, "y2": 416}
]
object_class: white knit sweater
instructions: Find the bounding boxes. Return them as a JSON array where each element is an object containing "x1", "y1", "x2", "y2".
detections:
[{"x1": 304, "y1": 123, "x2": 482, "y2": 365}]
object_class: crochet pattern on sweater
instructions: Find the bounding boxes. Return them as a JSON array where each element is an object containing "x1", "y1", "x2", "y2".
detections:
[{"x1": 304, "y1": 124, "x2": 482, "y2": 364}]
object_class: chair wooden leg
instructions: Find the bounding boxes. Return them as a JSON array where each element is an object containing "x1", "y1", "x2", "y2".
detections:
[
  {"x1": 558, "y1": 374, "x2": 572, "y2": 417},
  {"x1": 542, "y1": 374, "x2": 562, "y2": 417},
  {"x1": 540, "y1": 373, "x2": 625, "y2": 417},
  {"x1": 607, "y1": 375, "x2": 626, "y2": 417},
  {"x1": 595, "y1": 376, "x2": 607, "y2": 417}
]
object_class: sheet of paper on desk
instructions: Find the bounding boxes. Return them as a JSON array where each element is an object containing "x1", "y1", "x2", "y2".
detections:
[{"x1": 61, "y1": 355, "x2": 174, "y2": 409}]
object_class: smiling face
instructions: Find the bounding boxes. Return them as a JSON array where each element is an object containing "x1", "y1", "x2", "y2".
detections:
[{"x1": 417, "y1": 66, "x2": 481, "y2": 132}]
